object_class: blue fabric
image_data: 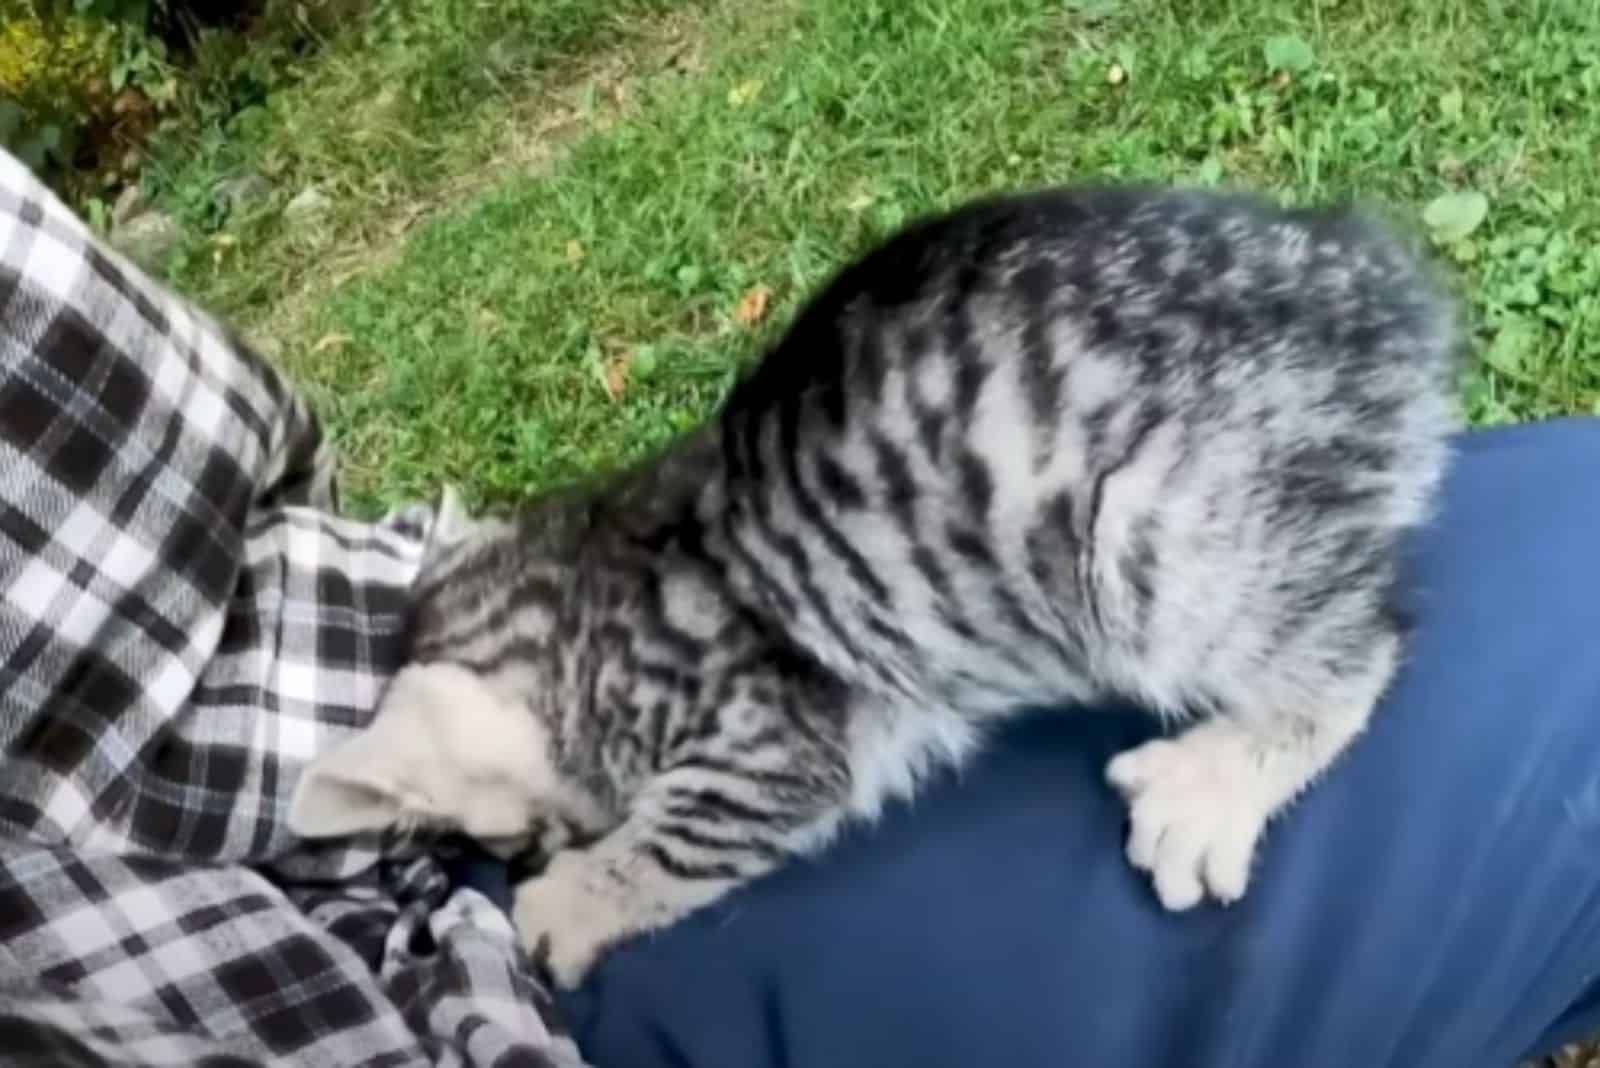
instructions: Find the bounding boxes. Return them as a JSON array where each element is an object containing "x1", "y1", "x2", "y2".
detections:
[{"x1": 456, "y1": 419, "x2": 1600, "y2": 1068}]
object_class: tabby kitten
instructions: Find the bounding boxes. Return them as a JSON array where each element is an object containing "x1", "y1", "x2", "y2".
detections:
[{"x1": 290, "y1": 184, "x2": 1460, "y2": 987}]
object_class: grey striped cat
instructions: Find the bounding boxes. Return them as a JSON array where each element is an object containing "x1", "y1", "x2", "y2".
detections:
[{"x1": 290, "y1": 184, "x2": 1461, "y2": 987}]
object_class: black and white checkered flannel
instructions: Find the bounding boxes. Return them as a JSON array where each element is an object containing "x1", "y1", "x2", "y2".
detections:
[{"x1": 0, "y1": 148, "x2": 589, "y2": 1067}]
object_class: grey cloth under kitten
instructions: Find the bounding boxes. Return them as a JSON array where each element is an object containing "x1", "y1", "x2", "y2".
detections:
[{"x1": 292, "y1": 184, "x2": 1461, "y2": 988}]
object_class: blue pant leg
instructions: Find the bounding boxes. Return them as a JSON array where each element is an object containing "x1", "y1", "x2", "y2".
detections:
[{"x1": 462, "y1": 420, "x2": 1600, "y2": 1068}]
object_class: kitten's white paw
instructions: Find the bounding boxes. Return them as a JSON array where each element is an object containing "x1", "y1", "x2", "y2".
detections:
[
  {"x1": 512, "y1": 854, "x2": 630, "y2": 989},
  {"x1": 1106, "y1": 724, "x2": 1272, "y2": 911}
]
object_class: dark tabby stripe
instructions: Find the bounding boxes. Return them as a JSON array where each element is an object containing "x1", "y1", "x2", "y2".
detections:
[
  {"x1": 654, "y1": 820, "x2": 785, "y2": 861},
  {"x1": 662, "y1": 787, "x2": 794, "y2": 829},
  {"x1": 640, "y1": 841, "x2": 744, "y2": 881}
]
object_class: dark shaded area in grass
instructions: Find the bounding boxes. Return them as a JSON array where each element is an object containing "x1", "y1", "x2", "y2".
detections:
[{"x1": 141, "y1": 0, "x2": 709, "y2": 312}]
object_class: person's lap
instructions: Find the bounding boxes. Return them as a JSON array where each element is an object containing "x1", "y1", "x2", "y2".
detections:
[{"x1": 458, "y1": 418, "x2": 1600, "y2": 1068}]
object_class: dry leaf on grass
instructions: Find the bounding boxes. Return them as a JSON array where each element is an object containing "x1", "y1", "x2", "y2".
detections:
[
  {"x1": 728, "y1": 79, "x2": 763, "y2": 106},
  {"x1": 733, "y1": 285, "x2": 771, "y2": 326},
  {"x1": 602, "y1": 348, "x2": 632, "y2": 401},
  {"x1": 565, "y1": 239, "x2": 586, "y2": 264},
  {"x1": 311, "y1": 333, "x2": 352, "y2": 354},
  {"x1": 387, "y1": 203, "x2": 427, "y2": 237}
]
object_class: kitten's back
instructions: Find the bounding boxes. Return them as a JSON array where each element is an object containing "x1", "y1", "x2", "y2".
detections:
[{"x1": 706, "y1": 185, "x2": 1460, "y2": 715}]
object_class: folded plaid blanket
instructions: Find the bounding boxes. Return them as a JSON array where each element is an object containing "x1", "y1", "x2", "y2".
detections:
[{"x1": 0, "y1": 148, "x2": 588, "y2": 1067}]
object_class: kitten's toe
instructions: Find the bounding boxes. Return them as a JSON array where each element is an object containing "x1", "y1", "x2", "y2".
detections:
[
  {"x1": 1106, "y1": 724, "x2": 1271, "y2": 910},
  {"x1": 1200, "y1": 813, "x2": 1256, "y2": 903},
  {"x1": 512, "y1": 856, "x2": 625, "y2": 989},
  {"x1": 1106, "y1": 737, "x2": 1175, "y2": 800},
  {"x1": 1122, "y1": 788, "x2": 1208, "y2": 910}
]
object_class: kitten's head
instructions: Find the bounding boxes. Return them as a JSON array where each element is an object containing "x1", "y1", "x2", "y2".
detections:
[
  {"x1": 287, "y1": 660, "x2": 564, "y2": 854},
  {"x1": 288, "y1": 487, "x2": 584, "y2": 856}
]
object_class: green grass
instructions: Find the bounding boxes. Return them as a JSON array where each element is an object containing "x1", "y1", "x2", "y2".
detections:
[
  {"x1": 141, "y1": 0, "x2": 710, "y2": 320},
  {"x1": 151, "y1": 0, "x2": 1600, "y2": 514}
]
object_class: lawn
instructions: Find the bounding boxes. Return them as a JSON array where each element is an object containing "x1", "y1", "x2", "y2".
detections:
[{"x1": 137, "y1": 0, "x2": 1600, "y2": 518}]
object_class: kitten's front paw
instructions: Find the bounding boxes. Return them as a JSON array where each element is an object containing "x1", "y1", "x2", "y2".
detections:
[
  {"x1": 512, "y1": 855, "x2": 630, "y2": 989},
  {"x1": 1105, "y1": 724, "x2": 1273, "y2": 911}
]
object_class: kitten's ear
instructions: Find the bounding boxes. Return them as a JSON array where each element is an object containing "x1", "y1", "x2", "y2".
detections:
[
  {"x1": 429, "y1": 484, "x2": 476, "y2": 546},
  {"x1": 288, "y1": 725, "x2": 412, "y2": 839}
]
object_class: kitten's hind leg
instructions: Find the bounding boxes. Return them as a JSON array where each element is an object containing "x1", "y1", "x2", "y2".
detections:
[
  {"x1": 512, "y1": 765, "x2": 845, "y2": 987},
  {"x1": 1105, "y1": 630, "x2": 1400, "y2": 911}
]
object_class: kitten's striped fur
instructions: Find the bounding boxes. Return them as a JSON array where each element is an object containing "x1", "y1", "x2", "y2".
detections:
[{"x1": 291, "y1": 184, "x2": 1460, "y2": 986}]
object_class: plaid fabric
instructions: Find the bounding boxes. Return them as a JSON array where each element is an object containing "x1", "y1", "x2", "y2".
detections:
[{"x1": 0, "y1": 148, "x2": 588, "y2": 1067}]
